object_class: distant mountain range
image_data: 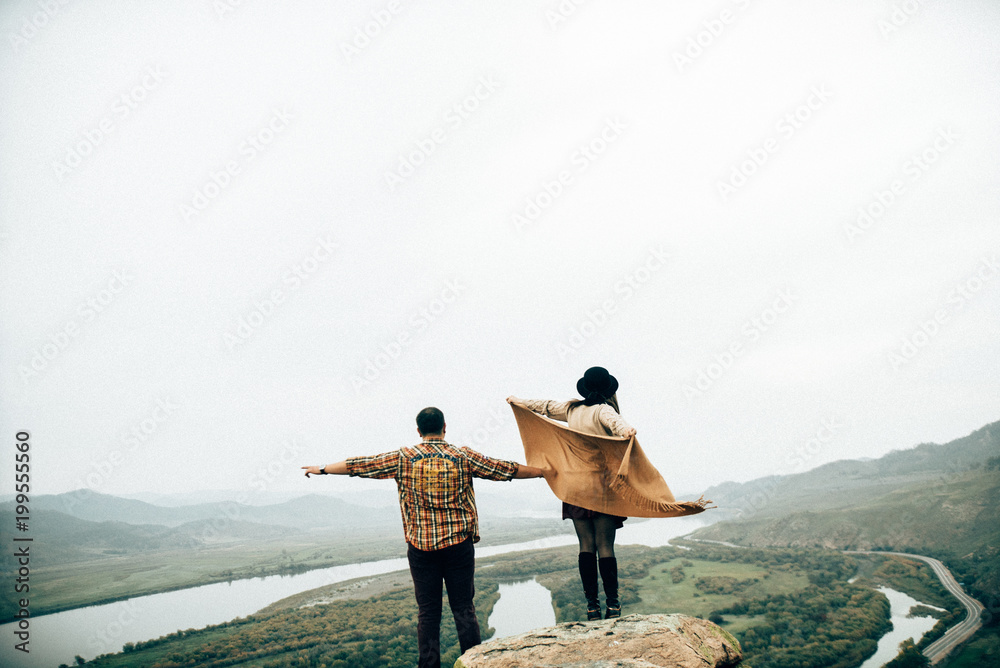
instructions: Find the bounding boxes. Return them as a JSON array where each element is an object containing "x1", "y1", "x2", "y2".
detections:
[
  {"x1": 700, "y1": 420, "x2": 999, "y2": 523},
  {"x1": 0, "y1": 509, "x2": 304, "y2": 565},
  {"x1": 0, "y1": 492, "x2": 404, "y2": 569},
  {"x1": 1, "y1": 491, "x2": 400, "y2": 529},
  {"x1": 692, "y1": 419, "x2": 1000, "y2": 604}
]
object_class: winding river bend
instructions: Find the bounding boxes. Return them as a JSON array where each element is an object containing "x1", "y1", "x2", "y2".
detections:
[{"x1": 857, "y1": 587, "x2": 944, "y2": 668}]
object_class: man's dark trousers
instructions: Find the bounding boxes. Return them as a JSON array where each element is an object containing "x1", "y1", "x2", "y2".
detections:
[{"x1": 407, "y1": 537, "x2": 481, "y2": 668}]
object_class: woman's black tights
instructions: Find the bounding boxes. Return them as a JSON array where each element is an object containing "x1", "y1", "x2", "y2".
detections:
[
  {"x1": 572, "y1": 516, "x2": 617, "y2": 558},
  {"x1": 574, "y1": 515, "x2": 620, "y2": 616}
]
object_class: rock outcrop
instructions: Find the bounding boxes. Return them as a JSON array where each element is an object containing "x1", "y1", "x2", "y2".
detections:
[{"x1": 456, "y1": 613, "x2": 742, "y2": 668}]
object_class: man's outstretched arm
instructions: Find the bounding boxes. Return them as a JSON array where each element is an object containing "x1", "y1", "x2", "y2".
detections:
[{"x1": 302, "y1": 461, "x2": 349, "y2": 477}]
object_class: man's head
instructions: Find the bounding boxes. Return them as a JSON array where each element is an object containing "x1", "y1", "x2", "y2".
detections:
[{"x1": 416, "y1": 406, "x2": 445, "y2": 437}]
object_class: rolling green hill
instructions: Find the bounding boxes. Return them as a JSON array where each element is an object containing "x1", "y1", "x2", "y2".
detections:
[
  {"x1": 701, "y1": 420, "x2": 999, "y2": 522},
  {"x1": 692, "y1": 420, "x2": 1000, "y2": 621},
  {"x1": 696, "y1": 468, "x2": 999, "y2": 554}
]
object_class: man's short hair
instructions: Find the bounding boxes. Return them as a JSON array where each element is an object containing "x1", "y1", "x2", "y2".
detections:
[{"x1": 416, "y1": 407, "x2": 445, "y2": 435}]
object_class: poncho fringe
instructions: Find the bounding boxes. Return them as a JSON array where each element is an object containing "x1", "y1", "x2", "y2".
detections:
[
  {"x1": 510, "y1": 402, "x2": 712, "y2": 519},
  {"x1": 610, "y1": 475, "x2": 710, "y2": 515}
]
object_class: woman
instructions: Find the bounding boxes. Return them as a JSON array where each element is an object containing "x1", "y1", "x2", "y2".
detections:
[{"x1": 508, "y1": 366, "x2": 635, "y2": 621}]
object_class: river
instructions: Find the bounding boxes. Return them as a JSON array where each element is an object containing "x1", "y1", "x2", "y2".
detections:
[
  {"x1": 858, "y1": 586, "x2": 944, "y2": 668},
  {"x1": 0, "y1": 516, "x2": 708, "y2": 667},
  {"x1": 487, "y1": 578, "x2": 556, "y2": 639}
]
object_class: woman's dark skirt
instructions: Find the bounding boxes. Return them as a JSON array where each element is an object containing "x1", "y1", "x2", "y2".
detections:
[{"x1": 562, "y1": 502, "x2": 626, "y2": 529}]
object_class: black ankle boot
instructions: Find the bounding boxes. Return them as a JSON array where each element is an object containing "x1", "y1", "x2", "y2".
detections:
[
  {"x1": 599, "y1": 557, "x2": 620, "y2": 619},
  {"x1": 578, "y1": 552, "x2": 601, "y2": 620}
]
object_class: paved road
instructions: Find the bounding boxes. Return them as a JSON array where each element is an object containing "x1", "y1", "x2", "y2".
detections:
[
  {"x1": 847, "y1": 551, "x2": 985, "y2": 665},
  {"x1": 678, "y1": 538, "x2": 986, "y2": 664}
]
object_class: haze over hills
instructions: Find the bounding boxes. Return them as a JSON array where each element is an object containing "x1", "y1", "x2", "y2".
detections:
[
  {"x1": 0, "y1": 492, "x2": 407, "y2": 573},
  {"x1": 119, "y1": 489, "x2": 308, "y2": 507},
  {"x1": 692, "y1": 419, "x2": 1000, "y2": 607},
  {"x1": 0, "y1": 508, "x2": 303, "y2": 566},
  {"x1": 1, "y1": 491, "x2": 401, "y2": 529},
  {"x1": 700, "y1": 420, "x2": 999, "y2": 521}
]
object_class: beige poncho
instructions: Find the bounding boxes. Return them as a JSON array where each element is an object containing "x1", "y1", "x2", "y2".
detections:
[{"x1": 510, "y1": 402, "x2": 711, "y2": 518}]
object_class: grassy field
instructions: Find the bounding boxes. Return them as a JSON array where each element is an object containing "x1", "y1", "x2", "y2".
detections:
[{"x1": 630, "y1": 556, "x2": 810, "y2": 627}]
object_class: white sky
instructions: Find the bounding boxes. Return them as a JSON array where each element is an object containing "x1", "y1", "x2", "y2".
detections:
[{"x1": 2, "y1": 1, "x2": 998, "y2": 501}]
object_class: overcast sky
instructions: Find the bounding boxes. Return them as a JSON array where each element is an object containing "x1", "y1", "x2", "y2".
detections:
[{"x1": 2, "y1": 1, "x2": 998, "y2": 504}]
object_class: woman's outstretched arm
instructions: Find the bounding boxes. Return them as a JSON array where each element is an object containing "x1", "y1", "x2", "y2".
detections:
[
  {"x1": 598, "y1": 406, "x2": 636, "y2": 438},
  {"x1": 514, "y1": 463, "x2": 546, "y2": 478},
  {"x1": 507, "y1": 396, "x2": 570, "y2": 421}
]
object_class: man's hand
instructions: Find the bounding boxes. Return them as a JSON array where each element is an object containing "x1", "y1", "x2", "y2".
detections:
[
  {"x1": 625, "y1": 427, "x2": 637, "y2": 438},
  {"x1": 302, "y1": 461, "x2": 348, "y2": 477},
  {"x1": 506, "y1": 395, "x2": 519, "y2": 404}
]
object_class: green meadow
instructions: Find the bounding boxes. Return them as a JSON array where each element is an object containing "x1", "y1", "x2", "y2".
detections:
[{"x1": 631, "y1": 555, "x2": 809, "y2": 633}]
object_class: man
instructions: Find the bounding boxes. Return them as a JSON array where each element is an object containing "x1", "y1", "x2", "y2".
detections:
[{"x1": 302, "y1": 406, "x2": 545, "y2": 668}]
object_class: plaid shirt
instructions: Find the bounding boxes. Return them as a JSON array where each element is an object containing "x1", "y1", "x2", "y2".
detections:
[{"x1": 347, "y1": 439, "x2": 518, "y2": 551}]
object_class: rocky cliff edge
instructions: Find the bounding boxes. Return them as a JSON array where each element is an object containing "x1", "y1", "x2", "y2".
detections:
[{"x1": 456, "y1": 613, "x2": 743, "y2": 668}]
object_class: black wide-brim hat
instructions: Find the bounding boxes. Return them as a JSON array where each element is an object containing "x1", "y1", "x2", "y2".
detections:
[{"x1": 576, "y1": 366, "x2": 619, "y2": 401}]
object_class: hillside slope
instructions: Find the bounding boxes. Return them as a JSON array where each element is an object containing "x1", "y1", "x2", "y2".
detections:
[
  {"x1": 702, "y1": 420, "x2": 999, "y2": 521},
  {"x1": 0, "y1": 490, "x2": 400, "y2": 529},
  {"x1": 692, "y1": 420, "x2": 1000, "y2": 611}
]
